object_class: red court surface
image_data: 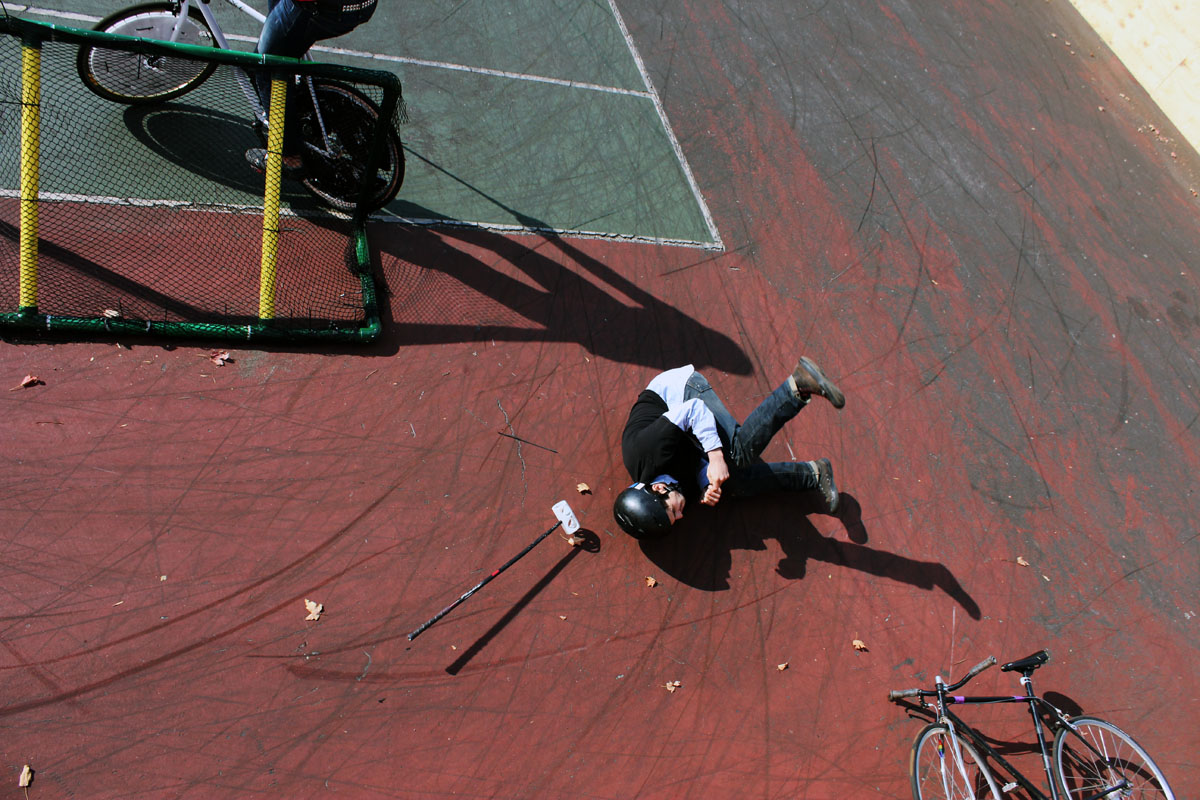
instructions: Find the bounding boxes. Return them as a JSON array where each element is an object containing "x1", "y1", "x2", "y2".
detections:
[{"x1": 2, "y1": 0, "x2": 1198, "y2": 797}]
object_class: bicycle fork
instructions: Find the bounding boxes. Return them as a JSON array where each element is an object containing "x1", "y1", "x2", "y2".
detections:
[{"x1": 935, "y1": 677, "x2": 986, "y2": 800}]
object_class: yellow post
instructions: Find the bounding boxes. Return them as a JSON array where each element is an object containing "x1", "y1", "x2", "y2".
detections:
[
  {"x1": 259, "y1": 75, "x2": 288, "y2": 320},
  {"x1": 18, "y1": 41, "x2": 41, "y2": 310}
]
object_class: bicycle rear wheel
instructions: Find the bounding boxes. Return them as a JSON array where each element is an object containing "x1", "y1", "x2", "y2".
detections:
[
  {"x1": 1053, "y1": 716, "x2": 1175, "y2": 799},
  {"x1": 911, "y1": 723, "x2": 1002, "y2": 800},
  {"x1": 78, "y1": 2, "x2": 217, "y2": 104},
  {"x1": 297, "y1": 81, "x2": 404, "y2": 212}
]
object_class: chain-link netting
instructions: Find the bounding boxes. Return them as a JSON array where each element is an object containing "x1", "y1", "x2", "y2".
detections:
[{"x1": 0, "y1": 15, "x2": 403, "y2": 342}]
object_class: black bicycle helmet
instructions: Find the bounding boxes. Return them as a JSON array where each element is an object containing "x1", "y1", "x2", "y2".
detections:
[{"x1": 613, "y1": 483, "x2": 672, "y2": 538}]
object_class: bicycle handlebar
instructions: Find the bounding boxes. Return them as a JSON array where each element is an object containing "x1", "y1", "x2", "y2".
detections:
[
  {"x1": 887, "y1": 656, "x2": 997, "y2": 701},
  {"x1": 962, "y1": 655, "x2": 998, "y2": 682}
]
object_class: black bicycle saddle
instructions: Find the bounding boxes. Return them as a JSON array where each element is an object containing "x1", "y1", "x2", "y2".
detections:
[{"x1": 1000, "y1": 649, "x2": 1050, "y2": 673}]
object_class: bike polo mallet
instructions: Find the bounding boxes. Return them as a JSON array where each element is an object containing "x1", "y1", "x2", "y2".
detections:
[{"x1": 408, "y1": 500, "x2": 581, "y2": 641}]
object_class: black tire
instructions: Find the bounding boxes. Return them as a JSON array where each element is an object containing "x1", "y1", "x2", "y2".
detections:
[
  {"x1": 1053, "y1": 716, "x2": 1175, "y2": 799},
  {"x1": 78, "y1": 3, "x2": 217, "y2": 104},
  {"x1": 296, "y1": 81, "x2": 404, "y2": 212},
  {"x1": 910, "y1": 723, "x2": 1001, "y2": 800}
]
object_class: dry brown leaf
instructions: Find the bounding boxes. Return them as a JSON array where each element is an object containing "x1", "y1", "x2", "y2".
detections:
[
  {"x1": 304, "y1": 598, "x2": 323, "y2": 621},
  {"x1": 664, "y1": 680, "x2": 682, "y2": 693},
  {"x1": 1017, "y1": 556, "x2": 1030, "y2": 567},
  {"x1": 645, "y1": 576, "x2": 658, "y2": 588},
  {"x1": 777, "y1": 662, "x2": 789, "y2": 671},
  {"x1": 19, "y1": 764, "x2": 33, "y2": 788},
  {"x1": 576, "y1": 482, "x2": 591, "y2": 494},
  {"x1": 10, "y1": 374, "x2": 42, "y2": 391},
  {"x1": 564, "y1": 534, "x2": 584, "y2": 547},
  {"x1": 852, "y1": 639, "x2": 869, "y2": 652},
  {"x1": 210, "y1": 351, "x2": 232, "y2": 366}
]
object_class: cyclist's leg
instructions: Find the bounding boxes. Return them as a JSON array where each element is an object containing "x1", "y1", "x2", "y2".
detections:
[
  {"x1": 253, "y1": 0, "x2": 313, "y2": 160},
  {"x1": 254, "y1": 0, "x2": 377, "y2": 160},
  {"x1": 721, "y1": 461, "x2": 819, "y2": 499},
  {"x1": 684, "y1": 370, "x2": 809, "y2": 469}
]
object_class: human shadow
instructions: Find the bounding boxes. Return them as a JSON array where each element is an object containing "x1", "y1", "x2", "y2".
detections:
[
  {"x1": 365, "y1": 213, "x2": 751, "y2": 370},
  {"x1": 637, "y1": 492, "x2": 982, "y2": 619}
]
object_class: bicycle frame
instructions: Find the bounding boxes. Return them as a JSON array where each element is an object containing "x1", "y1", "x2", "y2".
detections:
[{"x1": 164, "y1": 0, "x2": 332, "y2": 139}]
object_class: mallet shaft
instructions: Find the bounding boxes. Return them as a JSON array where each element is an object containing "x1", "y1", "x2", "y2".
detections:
[{"x1": 408, "y1": 520, "x2": 562, "y2": 641}]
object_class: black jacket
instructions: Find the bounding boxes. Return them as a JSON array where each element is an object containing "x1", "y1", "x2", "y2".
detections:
[{"x1": 621, "y1": 390, "x2": 704, "y2": 502}]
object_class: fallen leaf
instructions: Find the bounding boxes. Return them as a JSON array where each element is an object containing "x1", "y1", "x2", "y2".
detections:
[
  {"x1": 10, "y1": 374, "x2": 42, "y2": 391},
  {"x1": 777, "y1": 662, "x2": 789, "y2": 671},
  {"x1": 563, "y1": 533, "x2": 584, "y2": 547},
  {"x1": 645, "y1": 576, "x2": 658, "y2": 588},
  {"x1": 1017, "y1": 556, "x2": 1030, "y2": 567},
  {"x1": 664, "y1": 680, "x2": 682, "y2": 693},
  {"x1": 19, "y1": 764, "x2": 33, "y2": 787},
  {"x1": 576, "y1": 482, "x2": 591, "y2": 494},
  {"x1": 210, "y1": 351, "x2": 232, "y2": 366},
  {"x1": 852, "y1": 639, "x2": 869, "y2": 652},
  {"x1": 558, "y1": 615, "x2": 567, "y2": 621},
  {"x1": 304, "y1": 598, "x2": 323, "y2": 621}
]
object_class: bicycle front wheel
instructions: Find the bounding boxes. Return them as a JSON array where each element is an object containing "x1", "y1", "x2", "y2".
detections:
[
  {"x1": 1053, "y1": 716, "x2": 1175, "y2": 799},
  {"x1": 297, "y1": 81, "x2": 404, "y2": 212},
  {"x1": 911, "y1": 723, "x2": 1002, "y2": 800},
  {"x1": 78, "y1": 2, "x2": 217, "y2": 104}
]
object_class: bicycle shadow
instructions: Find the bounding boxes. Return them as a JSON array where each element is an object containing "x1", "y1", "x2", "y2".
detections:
[
  {"x1": 120, "y1": 101, "x2": 332, "y2": 212},
  {"x1": 636, "y1": 491, "x2": 983, "y2": 619}
]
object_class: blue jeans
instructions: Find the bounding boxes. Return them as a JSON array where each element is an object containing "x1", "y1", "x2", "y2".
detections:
[
  {"x1": 254, "y1": 0, "x2": 377, "y2": 155},
  {"x1": 684, "y1": 372, "x2": 818, "y2": 498}
]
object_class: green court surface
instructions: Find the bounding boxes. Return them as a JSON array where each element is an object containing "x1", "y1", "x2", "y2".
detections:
[{"x1": 9, "y1": 0, "x2": 721, "y2": 247}]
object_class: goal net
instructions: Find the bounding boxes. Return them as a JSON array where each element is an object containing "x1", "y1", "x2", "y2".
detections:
[{"x1": 0, "y1": 13, "x2": 403, "y2": 343}]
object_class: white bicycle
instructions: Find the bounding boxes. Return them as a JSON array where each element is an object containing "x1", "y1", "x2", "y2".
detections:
[{"x1": 75, "y1": 0, "x2": 404, "y2": 211}]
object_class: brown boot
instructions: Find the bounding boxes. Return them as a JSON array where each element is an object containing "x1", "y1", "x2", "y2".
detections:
[
  {"x1": 815, "y1": 457, "x2": 839, "y2": 513},
  {"x1": 790, "y1": 357, "x2": 845, "y2": 408}
]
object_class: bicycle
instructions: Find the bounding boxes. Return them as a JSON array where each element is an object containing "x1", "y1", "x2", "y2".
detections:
[
  {"x1": 888, "y1": 649, "x2": 1175, "y2": 800},
  {"x1": 74, "y1": 0, "x2": 404, "y2": 211}
]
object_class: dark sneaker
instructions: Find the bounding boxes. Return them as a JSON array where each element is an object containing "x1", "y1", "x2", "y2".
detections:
[
  {"x1": 791, "y1": 357, "x2": 845, "y2": 408},
  {"x1": 245, "y1": 148, "x2": 303, "y2": 176},
  {"x1": 815, "y1": 457, "x2": 839, "y2": 513}
]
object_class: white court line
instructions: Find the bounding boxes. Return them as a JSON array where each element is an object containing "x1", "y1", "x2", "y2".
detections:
[
  {"x1": 15, "y1": 4, "x2": 723, "y2": 249},
  {"x1": 0, "y1": 189, "x2": 716, "y2": 248},
  {"x1": 604, "y1": 0, "x2": 723, "y2": 251},
  {"x1": 20, "y1": 5, "x2": 653, "y2": 100}
]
